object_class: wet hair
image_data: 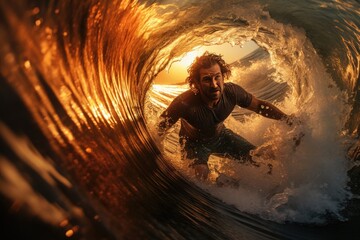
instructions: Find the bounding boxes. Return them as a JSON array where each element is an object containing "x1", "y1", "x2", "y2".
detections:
[{"x1": 186, "y1": 51, "x2": 231, "y2": 88}]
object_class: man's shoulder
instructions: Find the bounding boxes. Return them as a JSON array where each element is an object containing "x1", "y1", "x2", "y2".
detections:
[
  {"x1": 224, "y1": 82, "x2": 242, "y2": 94},
  {"x1": 173, "y1": 89, "x2": 198, "y2": 105},
  {"x1": 175, "y1": 89, "x2": 193, "y2": 99},
  {"x1": 224, "y1": 82, "x2": 238, "y2": 88},
  {"x1": 223, "y1": 82, "x2": 252, "y2": 107},
  {"x1": 224, "y1": 82, "x2": 239, "y2": 91}
]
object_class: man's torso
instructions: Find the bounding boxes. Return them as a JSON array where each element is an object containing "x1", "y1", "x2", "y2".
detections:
[{"x1": 163, "y1": 83, "x2": 252, "y2": 140}]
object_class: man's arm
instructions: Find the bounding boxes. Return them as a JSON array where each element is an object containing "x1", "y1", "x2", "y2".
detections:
[
  {"x1": 157, "y1": 113, "x2": 178, "y2": 136},
  {"x1": 157, "y1": 98, "x2": 182, "y2": 136},
  {"x1": 156, "y1": 90, "x2": 191, "y2": 136},
  {"x1": 246, "y1": 95, "x2": 294, "y2": 124}
]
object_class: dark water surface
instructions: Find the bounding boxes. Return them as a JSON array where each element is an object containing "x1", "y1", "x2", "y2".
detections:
[{"x1": 1, "y1": 0, "x2": 360, "y2": 239}]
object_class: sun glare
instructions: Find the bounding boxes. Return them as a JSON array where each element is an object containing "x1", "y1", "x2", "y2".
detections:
[
  {"x1": 178, "y1": 50, "x2": 200, "y2": 68},
  {"x1": 154, "y1": 41, "x2": 259, "y2": 84}
]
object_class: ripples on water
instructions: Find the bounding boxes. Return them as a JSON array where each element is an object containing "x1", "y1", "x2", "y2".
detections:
[{"x1": 1, "y1": 0, "x2": 360, "y2": 239}]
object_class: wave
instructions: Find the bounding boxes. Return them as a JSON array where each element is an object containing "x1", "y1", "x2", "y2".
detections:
[{"x1": 1, "y1": 0, "x2": 360, "y2": 239}]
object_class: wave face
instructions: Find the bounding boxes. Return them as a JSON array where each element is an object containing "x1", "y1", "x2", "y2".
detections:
[{"x1": 1, "y1": 0, "x2": 360, "y2": 239}]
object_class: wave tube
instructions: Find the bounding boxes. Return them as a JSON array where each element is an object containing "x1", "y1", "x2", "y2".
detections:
[{"x1": 1, "y1": 0, "x2": 360, "y2": 239}]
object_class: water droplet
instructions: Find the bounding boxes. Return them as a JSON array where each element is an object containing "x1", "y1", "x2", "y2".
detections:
[
  {"x1": 35, "y1": 19, "x2": 42, "y2": 26},
  {"x1": 65, "y1": 229, "x2": 74, "y2": 238},
  {"x1": 32, "y1": 7, "x2": 40, "y2": 15},
  {"x1": 24, "y1": 60, "x2": 31, "y2": 69}
]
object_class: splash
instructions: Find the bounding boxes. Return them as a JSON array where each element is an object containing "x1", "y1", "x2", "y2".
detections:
[{"x1": 1, "y1": 0, "x2": 360, "y2": 239}]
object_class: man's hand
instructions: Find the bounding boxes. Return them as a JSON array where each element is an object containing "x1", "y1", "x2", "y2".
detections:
[{"x1": 193, "y1": 164, "x2": 210, "y2": 180}]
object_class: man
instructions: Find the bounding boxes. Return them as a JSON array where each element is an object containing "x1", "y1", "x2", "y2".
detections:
[{"x1": 158, "y1": 52, "x2": 294, "y2": 180}]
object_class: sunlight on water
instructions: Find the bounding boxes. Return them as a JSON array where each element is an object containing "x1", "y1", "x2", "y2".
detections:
[{"x1": 1, "y1": 0, "x2": 360, "y2": 238}]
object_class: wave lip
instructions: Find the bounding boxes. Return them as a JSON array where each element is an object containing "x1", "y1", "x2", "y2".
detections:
[{"x1": 1, "y1": 0, "x2": 360, "y2": 239}]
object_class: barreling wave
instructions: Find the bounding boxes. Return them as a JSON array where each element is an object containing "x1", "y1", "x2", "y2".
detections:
[{"x1": 0, "y1": 0, "x2": 359, "y2": 239}]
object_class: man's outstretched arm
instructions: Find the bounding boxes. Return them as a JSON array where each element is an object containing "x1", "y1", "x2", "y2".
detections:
[
  {"x1": 157, "y1": 115, "x2": 173, "y2": 136},
  {"x1": 157, "y1": 108, "x2": 181, "y2": 136},
  {"x1": 246, "y1": 96, "x2": 296, "y2": 125}
]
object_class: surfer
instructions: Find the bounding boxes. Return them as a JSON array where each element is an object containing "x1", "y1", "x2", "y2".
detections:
[{"x1": 158, "y1": 52, "x2": 297, "y2": 180}]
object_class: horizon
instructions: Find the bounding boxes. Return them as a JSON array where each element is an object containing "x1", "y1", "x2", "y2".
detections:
[{"x1": 154, "y1": 40, "x2": 259, "y2": 84}]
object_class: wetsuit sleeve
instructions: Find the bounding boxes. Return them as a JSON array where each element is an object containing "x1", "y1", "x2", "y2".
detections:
[
  {"x1": 157, "y1": 96, "x2": 184, "y2": 135},
  {"x1": 228, "y1": 83, "x2": 253, "y2": 108}
]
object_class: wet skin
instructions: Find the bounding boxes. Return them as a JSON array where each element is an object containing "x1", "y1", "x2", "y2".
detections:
[{"x1": 197, "y1": 64, "x2": 224, "y2": 108}]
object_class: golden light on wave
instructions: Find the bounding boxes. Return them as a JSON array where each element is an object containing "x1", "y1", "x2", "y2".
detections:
[
  {"x1": 154, "y1": 42, "x2": 259, "y2": 84},
  {"x1": 177, "y1": 50, "x2": 201, "y2": 68},
  {"x1": 90, "y1": 102, "x2": 114, "y2": 123},
  {"x1": 148, "y1": 84, "x2": 188, "y2": 109}
]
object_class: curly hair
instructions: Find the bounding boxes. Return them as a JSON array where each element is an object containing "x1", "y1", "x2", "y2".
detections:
[{"x1": 186, "y1": 51, "x2": 231, "y2": 88}]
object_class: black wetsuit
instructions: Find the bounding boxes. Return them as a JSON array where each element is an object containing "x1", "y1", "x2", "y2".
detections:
[{"x1": 160, "y1": 82, "x2": 256, "y2": 165}]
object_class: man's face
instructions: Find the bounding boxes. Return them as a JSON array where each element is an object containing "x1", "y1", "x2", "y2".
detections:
[{"x1": 197, "y1": 64, "x2": 224, "y2": 105}]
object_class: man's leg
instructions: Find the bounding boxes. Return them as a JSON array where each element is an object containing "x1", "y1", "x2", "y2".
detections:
[
  {"x1": 216, "y1": 128, "x2": 258, "y2": 166},
  {"x1": 181, "y1": 139, "x2": 211, "y2": 179}
]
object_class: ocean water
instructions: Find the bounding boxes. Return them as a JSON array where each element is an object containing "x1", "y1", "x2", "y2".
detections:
[{"x1": 1, "y1": 0, "x2": 359, "y2": 239}]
